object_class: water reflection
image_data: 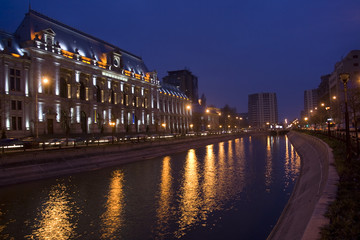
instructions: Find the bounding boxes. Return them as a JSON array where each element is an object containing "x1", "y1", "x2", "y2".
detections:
[
  {"x1": 177, "y1": 149, "x2": 200, "y2": 238},
  {"x1": 265, "y1": 136, "x2": 273, "y2": 191},
  {"x1": 155, "y1": 156, "x2": 173, "y2": 237},
  {"x1": 100, "y1": 170, "x2": 125, "y2": 240},
  {"x1": 28, "y1": 182, "x2": 76, "y2": 240},
  {"x1": 202, "y1": 144, "x2": 216, "y2": 222},
  {"x1": 284, "y1": 136, "x2": 301, "y2": 186},
  {"x1": 0, "y1": 135, "x2": 302, "y2": 240}
]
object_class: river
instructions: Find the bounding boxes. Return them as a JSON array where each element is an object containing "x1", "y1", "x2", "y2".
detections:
[{"x1": 0, "y1": 134, "x2": 300, "y2": 240}]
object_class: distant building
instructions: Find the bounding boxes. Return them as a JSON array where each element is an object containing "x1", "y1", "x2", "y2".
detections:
[
  {"x1": 317, "y1": 74, "x2": 330, "y2": 104},
  {"x1": 304, "y1": 89, "x2": 318, "y2": 117},
  {"x1": 162, "y1": 69, "x2": 199, "y2": 104},
  {"x1": 248, "y1": 93, "x2": 278, "y2": 128},
  {"x1": 328, "y1": 50, "x2": 360, "y2": 125}
]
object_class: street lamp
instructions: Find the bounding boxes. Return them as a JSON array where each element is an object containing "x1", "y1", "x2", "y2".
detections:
[
  {"x1": 339, "y1": 73, "x2": 351, "y2": 160},
  {"x1": 109, "y1": 121, "x2": 116, "y2": 144},
  {"x1": 161, "y1": 123, "x2": 166, "y2": 135},
  {"x1": 36, "y1": 77, "x2": 49, "y2": 139}
]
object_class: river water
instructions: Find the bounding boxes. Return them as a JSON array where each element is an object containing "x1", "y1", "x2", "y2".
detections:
[{"x1": 0, "y1": 135, "x2": 300, "y2": 240}]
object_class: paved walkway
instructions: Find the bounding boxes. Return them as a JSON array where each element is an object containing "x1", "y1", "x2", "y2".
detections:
[{"x1": 268, "y1": 131, "x2": 339, "y2": 240}]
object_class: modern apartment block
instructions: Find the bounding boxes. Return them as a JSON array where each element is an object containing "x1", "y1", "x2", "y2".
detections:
[
  {"x1": 248, "y1": 92, "x2": 278, "y2": 128},
  {"x1": 0, "y1": 9, "x2": 191, "y2": 138},
  {"x1": 304, "y1": 89, "x2": 318, "y2": 116},
  {"x1": 162, "y1": 69, "x2": 199, "y2": 104}
]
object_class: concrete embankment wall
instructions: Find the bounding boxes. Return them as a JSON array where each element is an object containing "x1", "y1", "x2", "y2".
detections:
[
  {"x1": 0, "y1": 134, "x2": 242, "y2": 187},
  {"x1": 268, "y1": 131, "x2": 339, "y2": 240}
]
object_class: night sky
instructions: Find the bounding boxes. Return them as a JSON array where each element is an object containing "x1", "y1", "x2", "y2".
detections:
[{"x1": 1, "y1": 0, "x2": 360, "y2": 121}]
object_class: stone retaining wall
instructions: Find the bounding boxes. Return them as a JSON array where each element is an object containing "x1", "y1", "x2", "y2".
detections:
[
  {"x1": 0, "y1": 134, "x2": 241, "y2": 186},
  {"x1": 267, "y1": 131, "x2": 339, "y2": 240}
]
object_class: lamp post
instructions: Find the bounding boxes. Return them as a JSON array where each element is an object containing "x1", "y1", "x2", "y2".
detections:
[{"x1": 339, "y1": 73, "x2": 351, "y2": 160}]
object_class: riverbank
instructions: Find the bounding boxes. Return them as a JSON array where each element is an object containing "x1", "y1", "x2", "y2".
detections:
[
  {"x1": 268, "y1": 131, "x2": 339, "y2": 240},
  {"x1": 0, "y1": 133, "x2": 246, "y2": 187}
]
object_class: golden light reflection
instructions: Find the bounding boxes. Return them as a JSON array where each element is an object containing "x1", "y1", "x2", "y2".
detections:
[
  {"x1": 284, "y1": 136, "x2": 301, "y2": 188},
  {"x1": 202, "y1": 144, "x2": 216, "y2": 221},
  {"x1": 155, "y1": 156, "x2": 173, "y2": 236},
  {"x1": 176, "y1": 149, "x2": 200, "y2": 238},
  {"x1": 29, "y1": 183, "x2": 76, "y2": 240},
  {"x1": 216, "y1": 141, "x2": 227, "y2": 202},
  {"x1": 265, "y1": 136, "x2": 273, "y2": 191},
  {"x1": 228, "y1": 140, "x2": 234, "y2": 165},
  {"x1": 101, "y1": 170, "x2": 125, "y2": 240}
]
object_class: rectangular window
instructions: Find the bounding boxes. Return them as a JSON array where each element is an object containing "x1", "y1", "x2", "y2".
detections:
[
  {"x1": 18, "y1": 117, "x2": 22, "y2": 130},
  {"x1": 11, "y1": 100, "x2": 16, "y2": 110},
  {"x1": 101, "y1": 90, "x2": 104, "y2": 103},
  {"x1": 67, "y1": 84, "x2": 72, "y2": 98},
  {"x1": 17, "y1": 101, "x2": 22, "y2": 110},
  {"x1": 126, "y1": 95, "x2": 129, "y2": 106},
  {"x1": 11, "y1": 116, "x2": 17, "y2": 130},
  {"x1": 9, "y1": 68, "x2": 21, "y2": 91},
  {"x1": 85, "y1": 87, "x2": 89, "y2": 101}
]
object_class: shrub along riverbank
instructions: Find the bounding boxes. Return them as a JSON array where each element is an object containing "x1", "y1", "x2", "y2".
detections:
[{"x1": 300, "y1": 130, "x2": 360, "y2": 239}]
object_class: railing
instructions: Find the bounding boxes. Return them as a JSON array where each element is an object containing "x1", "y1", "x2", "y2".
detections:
[{"x1": 300, "y1": 129, "x2": 360, "y2": 156}]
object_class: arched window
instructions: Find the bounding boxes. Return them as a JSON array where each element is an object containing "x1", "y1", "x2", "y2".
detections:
[
  {"x1": 110, "y1": 90, "x2": 115, "y2": 104},
  {"x1": 95, "y1": 85, "x2": 101, "y2": 103},
  {"x1": 81, "y1": 111, "x2": 87, "y2": 133},
  {"x1": 80, "y1": 82, "x2": 86, "y2": 100},
  {"x1": 60, "y1": 77, "x2": 67, "y2": 98}
]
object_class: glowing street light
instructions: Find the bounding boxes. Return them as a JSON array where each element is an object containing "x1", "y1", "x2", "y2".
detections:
[{"x1": 109, "y1": 121, "x2": 116, "y2": 144}]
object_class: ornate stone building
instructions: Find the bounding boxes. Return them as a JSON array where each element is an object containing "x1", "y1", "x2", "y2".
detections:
[{"x1": 0, "y1": 10, "x2": 191, "y2": 138}]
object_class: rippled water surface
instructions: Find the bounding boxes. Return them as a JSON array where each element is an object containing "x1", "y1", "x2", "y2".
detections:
[{"x1": 0, "y1": 135, "x2": 300, "y2": 239}]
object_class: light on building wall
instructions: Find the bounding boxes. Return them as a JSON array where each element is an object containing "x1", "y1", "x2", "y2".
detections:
[
  {"x1": 186, "y1": 105, "x2": 191, "y2": 110},
  {"x1": 332, "y1": 96, "x2": 337, "y2": 100},
  {"x1": 206, "y1": 109, "x2": 210, "y2": 113},
  {"x1": 161, "y1": 123, "x2": 166, "y2": 128}
]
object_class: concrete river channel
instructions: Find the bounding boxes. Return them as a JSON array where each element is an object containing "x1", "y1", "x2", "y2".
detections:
[{"x1": 0, "y1": 135, "x2": 300, "y2": 239}]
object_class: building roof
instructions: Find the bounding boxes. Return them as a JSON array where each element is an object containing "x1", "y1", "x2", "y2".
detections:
[
  {"x1": 14, "y1": 9, "x2": 149, "y2": 74},
  {"x1": 160, "y1": 83, "x2": 189, "y2": 99},
  {"x1": 0, "y1": 30, "x2": 24, "y2": 56}
]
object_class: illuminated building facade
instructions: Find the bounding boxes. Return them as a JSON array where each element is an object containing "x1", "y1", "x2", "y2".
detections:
[
  {"x1": 248, "y1": 92, "x2": 278, "y2": 129},
  {"x1": 158, "y1": 84, "x2": 192, "y2": 133},
  {"x1": 0, "y1": 10, "x2": 191, "y2": 138}
]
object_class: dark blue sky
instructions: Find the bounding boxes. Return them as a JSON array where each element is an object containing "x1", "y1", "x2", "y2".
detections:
[{"x1": 1, "y1": 0, "x2": 360, "y2": 121}]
